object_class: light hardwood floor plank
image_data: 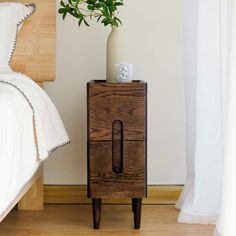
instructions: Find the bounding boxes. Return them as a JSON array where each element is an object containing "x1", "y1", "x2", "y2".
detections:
[{"x1": 0, "y1": 205, "x2": 214, "y2": 236}]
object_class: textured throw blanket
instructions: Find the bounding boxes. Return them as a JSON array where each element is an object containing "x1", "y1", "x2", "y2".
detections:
[{"x1": 0, "y1": 71, "x2": 70, "y2": 160}]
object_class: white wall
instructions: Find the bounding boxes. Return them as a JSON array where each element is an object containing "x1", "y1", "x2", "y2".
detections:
[{"x1": 44, "y1": 0, "x2": 186, "y2": 185}]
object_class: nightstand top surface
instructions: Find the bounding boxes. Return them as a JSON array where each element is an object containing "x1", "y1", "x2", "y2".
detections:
[{"x1": 88, "y1": 80, "x2": 146, "y2": 85}]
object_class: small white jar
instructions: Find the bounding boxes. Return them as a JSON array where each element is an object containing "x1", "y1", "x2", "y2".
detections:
[{"x1": 115, "y1": 63, "x2": 133, "y2": 83}]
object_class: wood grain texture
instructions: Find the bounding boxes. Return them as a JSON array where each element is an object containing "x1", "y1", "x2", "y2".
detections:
[
  {"x1": 88, "y1": 141, "x2": 146, "y2": 198},
  {"x1": 3, "y1": 0, "x2": 56, "y2": 82},
  {"x1": 44, "y1": 185, "x2": 183, "y2": 205},
  {"x1": 0, "y1": 205, "x2": 214, "y2": 236},
  {"x1": 88, "y1": 81, "x2": 147, "y2": 141},
  {"x1": 87, "y1": 81, "x2": 147, "y2": 200},
  {"x1": 18, "y1": 166, "x2": 44, "y2": 210}
]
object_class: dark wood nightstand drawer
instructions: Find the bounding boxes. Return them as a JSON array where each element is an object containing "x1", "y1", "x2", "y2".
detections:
[
  {"x1": 88, "y1": 141, "x2": 147, "y2": 198},
  {"x1": 88, "y1": 81, "x2": 147, "y2": 141}
]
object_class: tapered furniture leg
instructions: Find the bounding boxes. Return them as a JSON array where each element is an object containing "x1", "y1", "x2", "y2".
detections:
[
  {"x1": 92, "y1": 198, "x2": 102, "y2": 229},
  {"x1": 132, "y1": 198, "x2": 135, "y2": 212},
  {"x1": 133, "y1": 198, "x2": 142, "y2": 229}
]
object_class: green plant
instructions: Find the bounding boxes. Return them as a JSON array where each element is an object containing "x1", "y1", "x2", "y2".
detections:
[{"x1": 59, "y1": 0, "x2": 124, "y2": 27}]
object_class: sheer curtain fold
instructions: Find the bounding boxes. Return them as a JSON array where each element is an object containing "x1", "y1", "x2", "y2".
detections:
[
  {"x1": 177, "y1": 0, "x2": 229, "y2": 225},
  {"x1": 178, "y1": 0, "x2": 236, "y2": 235},
  {"x1": 220, "y1": 1, "x2": 236, "y2": 235}
]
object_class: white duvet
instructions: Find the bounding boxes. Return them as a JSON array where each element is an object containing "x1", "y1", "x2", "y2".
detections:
[{"x1": 0, "y1": 72, "x2": 69, "y2": 218}]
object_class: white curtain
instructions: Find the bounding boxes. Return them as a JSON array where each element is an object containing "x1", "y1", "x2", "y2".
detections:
[
  {"x1": 176, "y1": 0, "x2": 228, "y2": 225},
  {"x1": 178, "y1": 0, "x2": 236, "y2": 235},
  {"x1": 216, "y1": 1, "x2": 236, "y2": 235}
]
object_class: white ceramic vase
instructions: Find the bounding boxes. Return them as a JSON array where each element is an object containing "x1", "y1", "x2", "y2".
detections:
[{"x1": 106, "y1": 26, "x2": 126, "y2": 83}]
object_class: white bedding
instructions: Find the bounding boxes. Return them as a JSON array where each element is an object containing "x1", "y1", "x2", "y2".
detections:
[{"x1": 0, "y1": 72, "x2": 69, "y2": 219}]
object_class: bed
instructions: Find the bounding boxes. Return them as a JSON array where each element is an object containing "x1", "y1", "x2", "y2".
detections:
[{"x1": 0, "y1": 0, "x2": 66, "y2": 222}]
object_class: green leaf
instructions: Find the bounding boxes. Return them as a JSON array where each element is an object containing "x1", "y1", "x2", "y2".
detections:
[
  {"x1": 84, "y1": 19, "x2": 90, "y2": 26},
  {"x1": 96, "y1": 15, "x2": 102, "y2": 22},
  {"x1": 94, "y1": 2, "x2": 105, "y2": 8},
  {"x1": 114, "y1": 2, "x2": 124, "y2": 6},
  {"x1": 58, "y1": 8, "x2": 65, "y2": 14},
  {"x1": 78, "y1": 17, "x2": 84, "y2": 26},
  {"x1": 86, "y1": 0, "x2": 97, "y2": 4},
  {"x1": 101, "y1": 17, "x2": 111, "y2": 26},
  {"x1": 105, "y1": 0, "x2": 113, "y2": 6},
  {"x1": 87, "y1": 5, "x2": 94, "y2": 10},
  {"x1": 59, "y1": 0, "x2": 124, "y2": 27},
  {"x1": 114, "y1": 17, "x2": 122, "y2": 25},
  {"x1": 60, "y1": 1, "x2": 65, "y2": 7},
  {"x1": 62, "y1": 11, "x2": 67, "y2": 20},
  {"x1": 102, "y1": 6, "x2": 110, "y2": 17}
]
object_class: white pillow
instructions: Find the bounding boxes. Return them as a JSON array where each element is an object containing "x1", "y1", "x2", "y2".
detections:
[{"x1": 0, "y1": 3, "x2": 35, "y2": 72}]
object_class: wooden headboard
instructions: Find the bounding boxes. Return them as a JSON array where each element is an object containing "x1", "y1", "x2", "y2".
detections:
[{"x1": 5, "y1": 0, "x2": 56, "y2": 82}]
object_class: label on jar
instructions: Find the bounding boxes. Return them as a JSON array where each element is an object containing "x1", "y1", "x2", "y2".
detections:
[{"x1": 115, "y1": 63, "x2": 133, "y2": 83}]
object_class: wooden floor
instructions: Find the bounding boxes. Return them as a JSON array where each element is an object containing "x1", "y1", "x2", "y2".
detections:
[{"x1": 0, "y1": 205, "x2": 214, "y2": 236}]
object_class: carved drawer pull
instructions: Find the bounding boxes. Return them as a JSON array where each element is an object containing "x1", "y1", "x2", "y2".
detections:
[{"x1": 112, "y1": 120, "x2": 123, "y2": 174}]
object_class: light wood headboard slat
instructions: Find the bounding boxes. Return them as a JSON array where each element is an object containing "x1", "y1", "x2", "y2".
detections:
[{"x1": 1, "y1": 0, "x2": 56, "y2": 82}]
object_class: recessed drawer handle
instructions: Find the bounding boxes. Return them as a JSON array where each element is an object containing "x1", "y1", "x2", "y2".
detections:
[{"x1": 112, "y1": 120, "x2": 123, "y2": 174}]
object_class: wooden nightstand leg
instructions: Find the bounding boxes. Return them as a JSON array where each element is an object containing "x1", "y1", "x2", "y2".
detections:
[
  {"x1": 92, "y1": 198, "x2": 102, "y2": 229},
  {"x1": 133, "y1": 198, "x2": 142, "y2": 229},
  {"x1": 132, "y1": 198, "x2": 135, "y2": 212}
]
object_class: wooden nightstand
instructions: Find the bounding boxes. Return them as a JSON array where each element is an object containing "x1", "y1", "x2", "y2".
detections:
[{"x1": 87, "y1": 80, "x2": 147, "y2": 229}]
